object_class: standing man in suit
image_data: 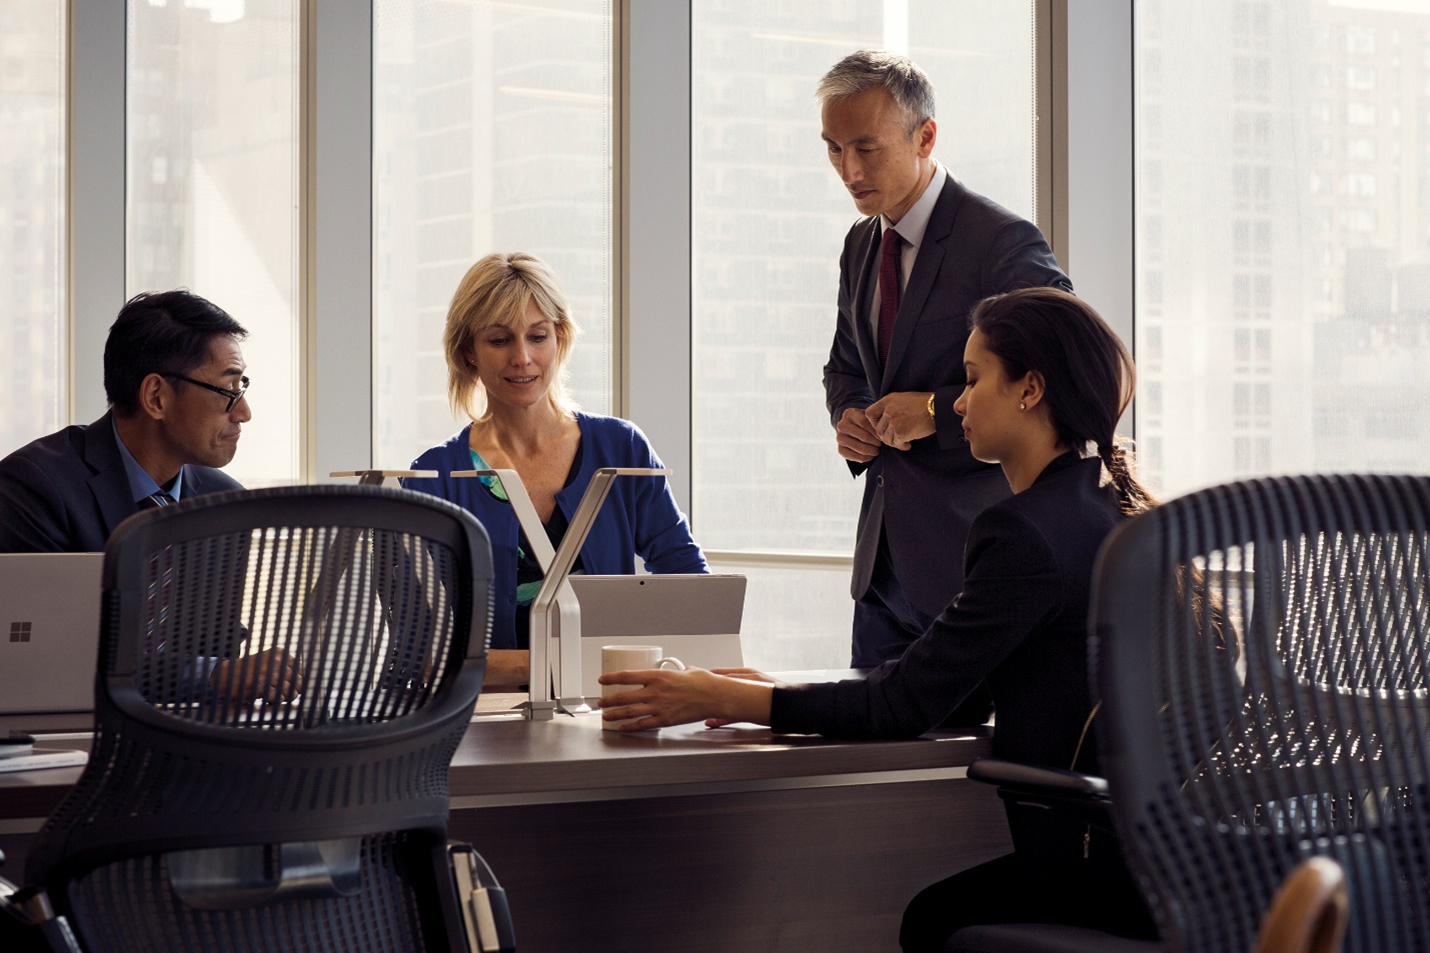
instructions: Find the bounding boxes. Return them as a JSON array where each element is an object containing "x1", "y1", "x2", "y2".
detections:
[
  {"x1": 819, "y1": 51, "x2": 1073, "y2": 672},
  {"x1": 0, "y1": 289, "x2": 298, "y2": 702}
]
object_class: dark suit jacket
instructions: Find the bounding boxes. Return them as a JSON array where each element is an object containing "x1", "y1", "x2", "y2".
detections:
[
  {"x1": 771, "y1": 454, "x2": 1140, "y2": 915},
  {"x1": 770, "y1": 453, "x2": 1119, "y2": 769},
  {"x1": 823, "y1": 174, "x2": 1071, "y2": 616},
  {"x1": 0, "y1": 411, "x2": 244, "y2": 553}
]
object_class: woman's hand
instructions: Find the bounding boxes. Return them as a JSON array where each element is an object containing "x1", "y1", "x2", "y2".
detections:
[
  {"x1": 483, "y1": 648, "x2": 530, "y2": 691},
  {"x1": 710, "y1": 667, "x2": 780, "y2": 684},
  {"x1": 699, "y1": 668, "x2": 784, "y2": 725},
  {"x1": 597, "y1": 667, "x2": 775, "y2": 731}
]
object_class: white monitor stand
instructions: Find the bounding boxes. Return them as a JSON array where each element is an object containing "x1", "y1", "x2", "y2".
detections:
[{"x1": 451, "y1": 467, "x2": 668, "y2": 719}]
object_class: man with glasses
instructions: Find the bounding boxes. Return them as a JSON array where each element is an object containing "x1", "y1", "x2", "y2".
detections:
[
  {"x1": 0, "y1": 290, "x2": 297, "y2": 702},
  {"x1": 0, "y1": 289, "x2": 251, "y2": 552}
]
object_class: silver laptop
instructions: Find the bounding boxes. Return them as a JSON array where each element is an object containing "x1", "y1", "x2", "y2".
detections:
[
  {"x1": 567, "y1": 573, "x2": 746, "y2": 699},
  {"x1": 0, "y1": 553, "x2": 104, "y2": 714}
]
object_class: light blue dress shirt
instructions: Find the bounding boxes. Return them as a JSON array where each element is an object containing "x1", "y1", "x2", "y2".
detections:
[{"x1": 112, "y1": 418, "x2": 185, "y2": 504}]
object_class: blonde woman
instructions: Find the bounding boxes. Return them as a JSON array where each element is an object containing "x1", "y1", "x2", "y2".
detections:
[{"x1": 403, "y1": 253, "x2": 706, "y2": 689}]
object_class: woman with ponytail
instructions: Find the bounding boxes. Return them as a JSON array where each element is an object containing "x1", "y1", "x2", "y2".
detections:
[{"x1": 600, "y1": 287, "x2": 1158, "y2": 949}]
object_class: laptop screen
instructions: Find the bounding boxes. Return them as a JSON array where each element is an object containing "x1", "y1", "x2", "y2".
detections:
[{"x1": 0, "y1": 553, "x2": 103, "y2": 715}]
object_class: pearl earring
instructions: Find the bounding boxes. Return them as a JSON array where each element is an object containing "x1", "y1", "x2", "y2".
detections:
[{"x1": 1019, "y1": 402, "x2": 1027, "y2": 411}]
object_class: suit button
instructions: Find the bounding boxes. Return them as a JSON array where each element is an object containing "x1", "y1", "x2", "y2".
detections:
[{"x1": 876, "y1": 475, "x2": 884, "y2": 488}]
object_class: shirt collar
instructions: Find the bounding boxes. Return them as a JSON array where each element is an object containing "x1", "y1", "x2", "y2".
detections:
[
  {"x1": 111, "y1": 417, "x2": 184, "y2": 504},
  {"x1": 880, "y1": 160, "x2": 946, "y2": 250}
]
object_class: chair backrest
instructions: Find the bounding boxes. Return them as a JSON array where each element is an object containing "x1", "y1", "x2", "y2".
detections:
[
  {"x1": 25, "y1": 485, "x2": 494, "y2": 953},
  {"x1": 1092, "y1": 474, "x2": 1430, "y2": 953}
]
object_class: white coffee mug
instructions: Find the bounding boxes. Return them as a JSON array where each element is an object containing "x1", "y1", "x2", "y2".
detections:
[{"x1": 601, "y1": 644, "x2": 686, "y2": 731}]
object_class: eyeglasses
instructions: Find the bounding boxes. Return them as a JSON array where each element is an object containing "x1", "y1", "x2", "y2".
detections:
[{"x1": 164, "y1": 372, "x2": 250, "y2": 413}]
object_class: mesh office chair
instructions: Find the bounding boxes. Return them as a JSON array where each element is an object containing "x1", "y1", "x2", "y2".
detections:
[
  {"x1": 2, "y1": 485, "x2": 514, "y2": 953},
  {"x1": 950, "y1": 474, "x2": 1430, "y2": 953}
]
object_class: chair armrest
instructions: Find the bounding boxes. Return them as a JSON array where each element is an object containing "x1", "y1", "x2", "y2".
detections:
[
  {"x1": 967, "y1": 758, "x2": 1110, "y2": 799},
  {"x1": 0, "y1": 882, "x2": 84, "y2": 953}
]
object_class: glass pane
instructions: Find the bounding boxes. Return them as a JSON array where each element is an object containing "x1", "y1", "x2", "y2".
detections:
[
  {"x1": 692, "y1": 2, "x2": 1036, "y2": 663},
  {"x1": 0, "y1": 3, "x2": 65, "y2": 456},
  {"x1": 1136, "y1": 1, "x2": 1430, "y2": 496},
  {"x1": 126, "y1": 0, "x2": 300, "y2": 488},
  {"x1": 374, "y1": 0, "x2": 614, "y2": 469},
  {"x1": 711, "y1": 562, "x2": 854, "y2": 672}
]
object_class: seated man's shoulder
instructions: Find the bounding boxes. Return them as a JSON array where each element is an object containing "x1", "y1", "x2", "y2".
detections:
[
  {"x1": 0, "y1": 422, "x2": 99, "y2": 553},
  {"x1": 186, "y1": 465, "x2": 245, "y2": 495},
  {"x1": 0, "y1": 421, "x2": 90, "y2": 484}
]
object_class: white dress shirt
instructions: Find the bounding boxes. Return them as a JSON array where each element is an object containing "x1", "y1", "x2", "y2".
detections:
[{"x1": 867, "y1": 161, "x2": 948, "y2": 343}]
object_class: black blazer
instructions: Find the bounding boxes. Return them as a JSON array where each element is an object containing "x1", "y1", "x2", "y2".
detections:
[
  {"x1": 823, "y1": 175, "x2": 1072, "y2": 616},
  {"x1": 772, "y1": 453, "x2": 1119, "y2": 776},
  {"x1": 0, "y1": 412, "x2": 244, "y2": 553}
]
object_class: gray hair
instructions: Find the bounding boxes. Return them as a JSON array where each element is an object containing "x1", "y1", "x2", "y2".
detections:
[{"x1": 816, "y1": 50, "x2": 936, "y2": 137}]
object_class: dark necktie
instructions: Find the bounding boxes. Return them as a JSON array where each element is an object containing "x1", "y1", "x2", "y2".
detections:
[
  {"x1": 139, "y1": 491, "x2": 177, "y2": 662},
  {"x1": 878, "y1": 225, "x2": 903, "y2": 365}
]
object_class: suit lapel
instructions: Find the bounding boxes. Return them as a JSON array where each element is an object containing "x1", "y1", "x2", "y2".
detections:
[
  {"x1": 84, "y1": 412, "x2": 139, "y2": 539},
  {"x1": 880, "y1": 176, "x2": 966, "y2": 392},
  {"x1": 849, "y1": 218, "x2": 884, "y2": 389}
]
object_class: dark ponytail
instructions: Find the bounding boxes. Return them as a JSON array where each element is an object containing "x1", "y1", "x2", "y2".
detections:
[
  {"x1": 970, "y1": 287, "x2": 1156, "y2": 516},
  {"x1": 1096, "y1": 442, "x2": 1156, "y2": 517}
]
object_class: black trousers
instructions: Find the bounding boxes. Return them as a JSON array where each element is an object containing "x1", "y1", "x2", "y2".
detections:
[{"x1": 898, "y1": 842, "x2": 1158, "y2": 953}]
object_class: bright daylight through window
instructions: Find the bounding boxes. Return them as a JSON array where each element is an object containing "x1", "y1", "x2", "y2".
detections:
[
  {"x1": 1136, "y1": 0, "x2": 1430, "y2": 496},
  {"x1": 126, "y1": 0, "x2": 300, "y2": 488}
]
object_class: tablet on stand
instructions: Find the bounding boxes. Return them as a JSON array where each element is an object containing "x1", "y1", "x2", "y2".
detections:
[{"x1": 452, "y1": 467, "x2": 668, "y2": 719}]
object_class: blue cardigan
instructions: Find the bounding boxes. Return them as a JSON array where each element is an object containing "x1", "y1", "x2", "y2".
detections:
[{"x1": 403, "y1": 413, "x2": 707, "y2": 650}]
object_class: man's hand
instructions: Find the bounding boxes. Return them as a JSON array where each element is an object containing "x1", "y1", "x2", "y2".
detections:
[
  {"x1": 866, "y1": 392, "x2": 936, "y2": 450},
  {"x1": 836, "y1": 406, "x2": 882, "y2": 463},
  {"x1": 210, "y1": 647, "x2": 303, "y2": 703}
]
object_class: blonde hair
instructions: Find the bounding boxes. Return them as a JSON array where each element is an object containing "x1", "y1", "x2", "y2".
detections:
[{"x1": 444, "y1": 252, "x2": 581, "y2": 422}]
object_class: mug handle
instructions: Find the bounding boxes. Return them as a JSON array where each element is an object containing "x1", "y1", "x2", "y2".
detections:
[{"x1": 654, "y1": 657, "x2": 686, "y2": 672}]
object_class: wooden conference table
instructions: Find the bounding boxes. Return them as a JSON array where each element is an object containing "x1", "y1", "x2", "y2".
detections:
[{"x1": 0, "y1": 676, "x2": 1010, "y2": 953}]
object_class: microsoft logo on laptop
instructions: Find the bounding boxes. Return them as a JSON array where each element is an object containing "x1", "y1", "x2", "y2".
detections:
[{"x1": 9, "y1": 621, "x2": 30, "y2": 643}]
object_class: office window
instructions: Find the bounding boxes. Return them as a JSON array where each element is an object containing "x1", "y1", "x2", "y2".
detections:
[
  {"x1": 0, "y1": 3, "x2": 64, "y2": 457},
  {"x1": 1345, "y1": 66, "x2": 1376, "y2": 90},
  {"x1": 373, "y1": 0, "x2": 614, "y2": 470},
  {"x1": 692, "y1": 1, "x2": 1037, "y2": 668},
  {"x1": 1344, "y1": 172, "x2": 1377, "y2": 197},
  {"x1": 1137, "y1": 4, "x2": 1430, "y2": 495},
  {"x1": 1345, "y1": 136, "x2": 1376, "y2": 160},
  {"x1": 1347, "y1": 101, "x2": 1377, "y2": 125},
  {"x1": 126, "y1": 0, "x2": 299, "y2": 488}
]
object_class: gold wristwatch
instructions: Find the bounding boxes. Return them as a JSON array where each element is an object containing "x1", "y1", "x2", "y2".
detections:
[{"x1": 926, "y1": 392, "x2": 937, "y2": 420}]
